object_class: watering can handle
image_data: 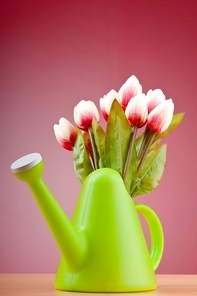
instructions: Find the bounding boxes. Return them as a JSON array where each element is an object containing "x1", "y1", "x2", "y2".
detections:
[{"x1": 135, "y1": 203, "x2": 164, "y2": 271}]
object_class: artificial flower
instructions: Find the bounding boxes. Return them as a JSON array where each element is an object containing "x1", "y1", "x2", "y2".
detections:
[
  {"x1": 146, "y1": 89, "x2": 166, "y2": 113},
  {"x1": 54, "y1": 74, "x2": 184, "y2": 198},
  {"x1": 125, "y1": 93, "x2": 148, "y2": 128},
  {"x1": 100, "y1": 89, "x2": 118, "y2": 121},
  {"x1": 74, "y1": 100, "x2": 100, "y2": 131},
  {"x1": 54, "y1": 117, "x2": 76, "y2": 151},
  {"x1": 118, "y1": 75, "x2": 142, "y2": 110},
  {"x1": 148, "y1": 99, "x2": 174, "y2": 134}
]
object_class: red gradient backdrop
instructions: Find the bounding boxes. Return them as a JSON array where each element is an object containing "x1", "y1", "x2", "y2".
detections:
[{"x1": 0, "y1": 0, "x2": 197, "y2": 274}]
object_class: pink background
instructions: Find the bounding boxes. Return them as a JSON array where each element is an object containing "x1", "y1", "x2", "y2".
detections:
[{"x1": 0, "y1": 0, "x2": 196, "y2": 274}]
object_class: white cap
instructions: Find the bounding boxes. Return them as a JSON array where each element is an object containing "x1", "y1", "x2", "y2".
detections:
[{"x1": 11, "y1": 153, "x2": 42, "y2": 173}]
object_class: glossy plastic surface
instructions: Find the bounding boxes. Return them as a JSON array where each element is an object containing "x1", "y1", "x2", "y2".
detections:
[{"x1": 12, "y1": 156, "x2": 164, "y2": 292}]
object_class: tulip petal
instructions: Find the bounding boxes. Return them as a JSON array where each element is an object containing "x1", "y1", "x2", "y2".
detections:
[
  {"x1": 74, "y1": 100, "x2": 100, "y2": 130},
  {"x1": 100, "y1": 89, "x2": 118, "y2": 121},
  {"x1": 146, "y1": 89, "x2": 166, "y2": 113},
  {"x1": 59, "y1": 118, "x2": 75, "y2": 137},
  {"x1": 59, "y1": 117, "x2": 76, "y2": 145},
  {"x1": 118, "y1": 75, "x2": 142, "y2": 110},
  {"x1": 148, "y1": 99, "x2": 174, "y2": 134},
  {"x1": 53, "y1": 124, "x2": 73, "y2": 151},
  {"x1": 125, "y1": 94, "x2": 148, "y2": 128},
  {"x1": 53, "y1": 118, "x2": 76, "y2": 150},
  {"x1": 100, "y1": 97, "x2": 109, "y2": 121}
]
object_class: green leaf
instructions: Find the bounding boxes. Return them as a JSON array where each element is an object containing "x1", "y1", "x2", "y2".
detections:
[
  {"x1": 103, "y1": 100, "x2": 131, "y2": 175},
  {"x1": 135, "y1": 133, "x2": 144, "y2": 154},
  {"x1": 130, "y1": 145, "x2": 167, "y2": 198},
  {"x1": 124, "y1": 144, "x2": 138, "y2": 194},
  {"x1": 135, "y1": 127, "x2": 153, "y2": 155},
  {"x1": 155, "y1": 112, "x2": 185, "y2": 141},
  {"x1": 92, "y1": 120, "x2": 105, "y2": 167},
  {"x1": 135, "y1": 112, "x2": 184, "y2": 163},
  {"x1": 73, "y1": 130, "x2": 93, "y2": 183},
  {"x1": 150, "y1": 139, "x2": 161, "y2": 151}
]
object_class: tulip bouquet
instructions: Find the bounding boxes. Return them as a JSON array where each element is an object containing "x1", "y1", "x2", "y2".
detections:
[{"x1": 54, "y1": 75, "x2": 184, "y2": 198}]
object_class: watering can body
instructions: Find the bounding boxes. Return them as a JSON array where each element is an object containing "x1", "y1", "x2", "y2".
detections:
[{"x1": 11, "y1": 153, "x2": 164, "y2": 292}]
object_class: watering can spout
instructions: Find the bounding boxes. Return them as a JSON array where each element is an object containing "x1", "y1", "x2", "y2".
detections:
[{"x1": 10, "y1": 153, "x2": 85, "y2": 272}]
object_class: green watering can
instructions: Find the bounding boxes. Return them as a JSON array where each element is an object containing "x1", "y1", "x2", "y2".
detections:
[{"x1": 11, "y1": 153, "x2": 164, "y2": 292}]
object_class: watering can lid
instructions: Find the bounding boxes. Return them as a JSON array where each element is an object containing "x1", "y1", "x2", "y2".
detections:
[{"x1": 11, "y1": 153, "x2": 42, "y2": 173}]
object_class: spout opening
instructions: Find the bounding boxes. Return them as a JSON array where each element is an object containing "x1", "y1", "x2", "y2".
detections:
[{"x1": 11, "y1": 153, "x2": 42, "y2": 173}]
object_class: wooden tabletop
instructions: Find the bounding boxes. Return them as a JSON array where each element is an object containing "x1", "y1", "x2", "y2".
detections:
[{"x1": 0, "y1": 274, "x2": 197, "y2": 295}]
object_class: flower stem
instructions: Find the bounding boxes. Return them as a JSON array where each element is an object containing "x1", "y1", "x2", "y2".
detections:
[
  {"x1": 137, "y1": 132, "x2": 156, "y2": 173},
  {"x1": 89, "y1": 155, "x2": 95, "y2": 170},
  {"x1": 138, "y1": 125, "x2": 150, "y2": 159},
  {"x1": 123, "y1": 126, "x2": 138, "y2": 181},
  {"x1": 88, "y1": 128, "x2": 98, "y2": 170}
]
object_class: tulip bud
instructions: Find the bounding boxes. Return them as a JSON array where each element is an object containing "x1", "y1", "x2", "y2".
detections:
[
  {"x1": 146, "y1": 89, "x2": 166, "y2": 113},
  {"x1": 74, "y1": 100, "x2": 100, "y2": 131},
  {"x1": 148, "y1": 99, "x2": 174, "y2": 134},
  {"x1": 54, "y1": 117, "x2": 76, "y2": 151},
  {"x1": 125, "y1": 93, "x2": 148, "y2": 128},
  {"x1": 100, "y1": 89, "x2": 118, "y2": 121},
  {"x1": 118, "y1": 75, "x2": 142, "y2": 110}
]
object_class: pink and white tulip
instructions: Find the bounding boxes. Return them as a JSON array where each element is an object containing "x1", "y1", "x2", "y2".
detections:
[
  {"x1": 125, "y1": 93, "x2": 148, "y2": 128},
  {"x1": 100, "y1": 89, "x2": 118, "y2": 121},
  {"x1": 74, "y1": 100, "x2": 100, "y2": 131},
  {"x1": 118, "y1": 75, "x2": 142, "y2": 110},
  {"x1": 146, "y1": 89, "x2": 166, "y2": 113},
  {"x1": 148, "y1": 99, "x2": 174, "y2": 134},
  {"x1": 54, "y1": 117, "x2": 76, "y2": 151}
]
